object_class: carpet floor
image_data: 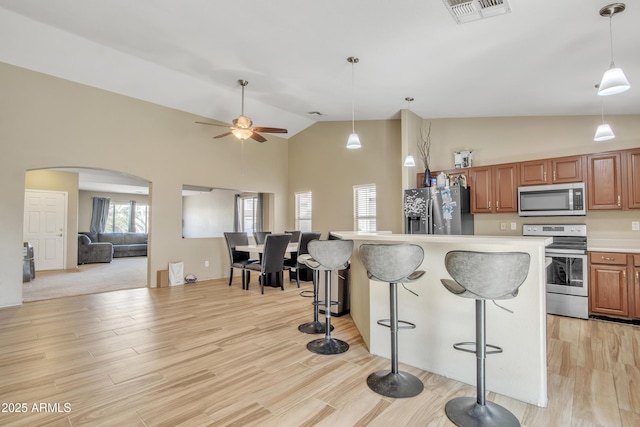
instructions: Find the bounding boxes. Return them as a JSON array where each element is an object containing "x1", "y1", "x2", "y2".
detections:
[{"x1": 22, "y1": 256, "x2": 147, "y2": 302}]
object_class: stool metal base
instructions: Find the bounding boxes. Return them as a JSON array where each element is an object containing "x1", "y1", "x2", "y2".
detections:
[
  {"x1": 307, "y1": 337, "x2": 349, "y2": 355},
  {"x1": 298, "y1": 321, "x2": 334, "y2": 335},
  {"x1": 367, "y1": 370, "x2": 424, "y2": 398},
  {"x1": 445, "y1": 397, "x2": 520, "y2": 427}
]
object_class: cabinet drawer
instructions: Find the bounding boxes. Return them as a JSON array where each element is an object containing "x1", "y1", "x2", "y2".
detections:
[{"x1": 589, "y1": 252, "x2": 627, "y2": 265}]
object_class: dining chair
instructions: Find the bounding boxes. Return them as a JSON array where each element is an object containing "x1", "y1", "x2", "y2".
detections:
[
  {"x1": 285, "y1": 232, "x2": 321, "y2": 287},
  {"x1": 284, "y1": 230, "x2": 302, "y2": 279},
  {"x1": 245, "y1": 233, "x2": 292, "y2": 294},
  {"x1": 223, "y1": 232, "x2": 258, "y2": 289},
  {"x1": 253, "y1": 231, "x2": 271, "y2": 244}
]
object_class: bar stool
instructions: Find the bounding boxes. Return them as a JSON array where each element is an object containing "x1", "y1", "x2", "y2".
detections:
[
  {"x1": 359, "y1": 243, "x2": 425, "y2": 398},
  {"x1": 303, "y1": 239, "x2": 353, "y2": 354},
  {"x1": 440, "y1": 250, "x2": 530, "y2": 427},
  {"x1": 296, "y1": 232, "x2": 331, "y2": 334}
]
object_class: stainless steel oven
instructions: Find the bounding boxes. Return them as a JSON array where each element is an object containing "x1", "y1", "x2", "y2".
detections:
[{"x1": 523, "y1": 224, "x2": 588, "y2": 319}]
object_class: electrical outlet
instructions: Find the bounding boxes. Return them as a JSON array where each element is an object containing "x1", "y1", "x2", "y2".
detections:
[
  {"x1": 204, "y1": 260, "x2": 209, "y2": 267},
  {"x1": 510, "y1": 222, "x2": 517, "y2": 231},
  {"x1": 632, "y1": 221, "x2": 640, "y2": 231},
  {"x1": 500, "y1": 222, "x2": 507, "y2": 231}
]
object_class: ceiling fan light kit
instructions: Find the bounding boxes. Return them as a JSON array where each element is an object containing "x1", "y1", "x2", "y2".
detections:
[{"x1": 196, "y1": 79, "x2": 287, "y2": 143}]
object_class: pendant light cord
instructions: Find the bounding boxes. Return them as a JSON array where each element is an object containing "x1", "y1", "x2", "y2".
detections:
[
  {"x1": 351, "y1": 60, "x2": 356, "y2": 133},
  {"x1": 608, "y1": 15, "x2": 615, "y2": 66}
]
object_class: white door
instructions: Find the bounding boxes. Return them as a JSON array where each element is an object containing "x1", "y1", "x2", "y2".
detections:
[{"x1": 24, "y1": 190, "x2": 67, "y2": 271}]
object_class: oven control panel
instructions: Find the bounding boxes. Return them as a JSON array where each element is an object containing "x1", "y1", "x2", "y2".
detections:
[{"x1": 522, "y1": 224, "x2": 587, "y2": 237}]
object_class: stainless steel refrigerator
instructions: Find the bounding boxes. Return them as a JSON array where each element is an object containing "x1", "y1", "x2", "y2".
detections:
[{"x1": 404, "y1": 186, "x2": 474, "y2": 235}]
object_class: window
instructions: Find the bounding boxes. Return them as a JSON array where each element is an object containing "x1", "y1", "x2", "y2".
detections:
[
  {"x1": 295, "y1": 191, "x2": 312, "y2": 232},
  {"x1": 353, "y1": 184, "x2": 376, "y2": 232},
  {"x1": 106, "y1": 201, "x2": 149, "y2": 233},
  {"x1": 241, "y1": 195, "x2": 258, "y2": 233}
]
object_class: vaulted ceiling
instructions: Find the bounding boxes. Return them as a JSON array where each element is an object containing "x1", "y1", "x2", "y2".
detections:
[{"x1": 1, "y1": 0, "x2": 638, "y2": 138}]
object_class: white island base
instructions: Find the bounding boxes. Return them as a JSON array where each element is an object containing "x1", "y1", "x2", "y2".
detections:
[{"x1": 333, "y1": 232, "x2": 550, "y2": 407}]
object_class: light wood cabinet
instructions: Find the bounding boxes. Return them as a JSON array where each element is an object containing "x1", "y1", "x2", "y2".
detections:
[
  {"x1": 588, "y1": 251, "x2": 640, "y2": 320},
  {"x1": 587, "y1": 152, "x2": 622, "y2": 210},
  {"x1": 519, "y1": 155, "x2": 584, "y2": 186},
  {"x1": 469, "y1": 163, "x2": 518, "y2": 214},
  {"x1": 589, "y1": 252, "x2": 628, "y2": 317},
  {"x1": 625, "y1": 148, "x2": 640, "y2": 209}
]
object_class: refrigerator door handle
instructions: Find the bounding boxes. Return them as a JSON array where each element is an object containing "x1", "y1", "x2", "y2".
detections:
[{"x1": 428, "y1": 198, "x2": 433, "y2": 234}]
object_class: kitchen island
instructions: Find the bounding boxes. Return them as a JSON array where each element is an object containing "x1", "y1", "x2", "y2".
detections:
[{"x1": 332, "y1": 232, "x2": 551, "y2": 407}]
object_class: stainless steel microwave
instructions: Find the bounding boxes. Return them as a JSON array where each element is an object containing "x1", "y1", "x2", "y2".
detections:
[{"x1": 518, "y1": 183, "x2": 586, "y2": 216}]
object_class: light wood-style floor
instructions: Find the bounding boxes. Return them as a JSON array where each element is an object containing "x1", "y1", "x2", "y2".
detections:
[{"x1": 1, "y1": 277, "x2": 639, "y2": 426}]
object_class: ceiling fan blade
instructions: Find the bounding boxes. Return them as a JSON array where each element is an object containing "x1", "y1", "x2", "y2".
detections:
[
  {"x1": 253, "y1": 127, "x2": 288, "y2": 134},
  {"x1": 195, "y1": 121, "x2": 230, "y2": 127},
  {"x1": 213, "y1": 132, "x2": 233, "y2": 139},
  {"x1": 250, "y1": 132, "x2": 267, "y2": 143}
]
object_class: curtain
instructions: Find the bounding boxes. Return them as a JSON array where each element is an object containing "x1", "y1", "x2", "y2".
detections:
[
  {"x1": 129, "y1": 200, "x2": 137, "y2": 232},
  {"x1": 255, "y1": 193, "x2": 264, "y2": 232},
  {"x1": 90, "y1": 197, "x2": 111, "y2": 234},
  {"x1": 233, "y1": 194, "x2": 240, "y2": 232}
]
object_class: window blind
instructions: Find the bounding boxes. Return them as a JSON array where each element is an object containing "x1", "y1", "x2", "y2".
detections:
[
  {"x1": 353, "y1": 184, "x2": 376, "y2": 232},
  {"x1": 295, "y1": 191, "x2": 312, "y2": 232}
]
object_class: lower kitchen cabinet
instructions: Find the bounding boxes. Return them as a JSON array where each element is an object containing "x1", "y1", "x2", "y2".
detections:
[{"x1": 589, "y1": 251, "x2": 639, "y2": 320}]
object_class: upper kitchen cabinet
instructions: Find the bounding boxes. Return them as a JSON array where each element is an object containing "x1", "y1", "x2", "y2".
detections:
[
  {"x1": 625, "y1": 148, "x2": 640, "y2": 209},
  {"x1": 587, "y1": 152, "x2": 622, "y2": 210},
  {"x1": 469, "y1": 163, "x2": 519, "y2": 214},
  {"x1": 519, "y1": 155, "x2": 584, "y2": 186}
]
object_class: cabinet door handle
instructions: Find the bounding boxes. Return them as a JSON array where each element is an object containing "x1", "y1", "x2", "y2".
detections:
[
  {"x1": 496, "y1": 200, "x2": 500, "y2": 210},
  {"x1": 601, "y1": 256, "x2": 616, "y2": 261},
  {"x1": 618, "y1": 195, "x2": 621, "y2": 207},
  {"x1": 488, "y1": 201, "x2": 491, "y2": 209}
]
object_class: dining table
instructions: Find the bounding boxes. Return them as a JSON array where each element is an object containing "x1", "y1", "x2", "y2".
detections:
[
  {"x1": 234, "y1": 242, "x2": 299, "y2": 288},
  {"x1": 235, "y1": 243, "x2": 299, "y2": 254}
]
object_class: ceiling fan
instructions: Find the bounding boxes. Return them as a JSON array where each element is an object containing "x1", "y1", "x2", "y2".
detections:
[{"x1": 196, "y1": 79, "x2": 288, "y2": 143}]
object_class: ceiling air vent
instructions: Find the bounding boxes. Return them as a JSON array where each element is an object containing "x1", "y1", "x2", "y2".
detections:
[{"x1": 443, "y1": 0, "x2": 511, "y2": 24}]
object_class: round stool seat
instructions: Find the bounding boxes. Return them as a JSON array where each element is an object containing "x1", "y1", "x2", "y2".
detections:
[
  {"x1": 440, "y1": 250, "x2": 530, "y2": 427},
  {"x1": 359, "y1": 243, "x2": 425, "y2": 399},
  {"x1": 304, "y1": 239, "x2": 353, "y2": 355}
]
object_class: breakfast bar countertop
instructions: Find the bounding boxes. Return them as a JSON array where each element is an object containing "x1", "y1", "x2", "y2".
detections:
[{"x1": 331, "y1": 231, "x2": 549, "y2": 408}]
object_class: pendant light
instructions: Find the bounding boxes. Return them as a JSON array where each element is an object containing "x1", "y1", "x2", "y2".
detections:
[
  {"x1": 594, "y1": 91, "x2": 615, "y2": 141},
  {"x1": 346, "y1": 56, "x2": 361, "y2": 149},
  {"x1": 403, "y1": 97, "x2": 416, "y2": 167},
  {"x1": 598, "y1": 3, "x2": 630, "y2": 96}
]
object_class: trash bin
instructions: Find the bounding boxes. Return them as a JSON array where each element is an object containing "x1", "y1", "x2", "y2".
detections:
[
  {"x1": 23, "y1": 242, "x2": 35, "y2": 283},
  {"x1": 318, "y1": 264, "x2": 350, "y2": 317}
]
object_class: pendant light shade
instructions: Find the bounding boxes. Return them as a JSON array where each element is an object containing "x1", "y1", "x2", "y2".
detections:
[
  {"x1": 347, "y1": 133, "x2": 361, "y2": 149},
  {"x1": 598, "y1": 3, "x2": 630, "y2": 96},
  {"x1": 594, "y1": 93, "x2": 615, "y2": 142},
  {"x1": 594, "y1": 124, "x2": 615, "y2": 141},
  {"x1": 598, "y1": 65, "x2": 630, "y2": 96},
  {"x1": 346, "y1": 56, "x2": 361, "y2": 149},
  {"x1": 403, "y1": 97, "x2": 416, "y2": 167},
  {"x1": 403, "y1": 154, "x2": 416, "y2": 167}
]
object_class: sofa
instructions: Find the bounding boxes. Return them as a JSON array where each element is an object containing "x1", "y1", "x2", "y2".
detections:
[
  {"x1": 79, "y1": 232, "x2": 148, "y2": 261},
  {"x1": 78, "y1": 234, "x2": 113, "y2": 264}
]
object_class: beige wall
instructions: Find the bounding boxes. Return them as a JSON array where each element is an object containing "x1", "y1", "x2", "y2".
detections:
[
  {"x1": 288, "y1": 120, "x2": 403, "y2": 236},
  {"x1": 25, "y1": 170, "x2": 79, "y2": 269},
  {"x1": 0, "y1": 62, "x2": 289, "y2": 307}
]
